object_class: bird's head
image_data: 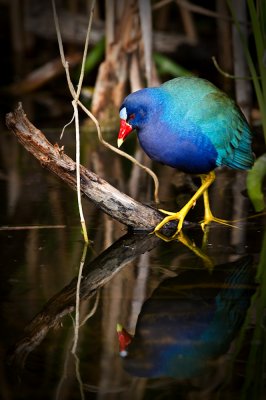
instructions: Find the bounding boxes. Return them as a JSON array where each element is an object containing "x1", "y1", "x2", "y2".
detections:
[{"x1": 117, "y1": 89, "x2": 154, "y2": 148}]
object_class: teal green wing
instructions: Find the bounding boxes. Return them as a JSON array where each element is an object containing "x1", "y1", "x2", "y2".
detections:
[{"x1": 186, "y1": 91, "x2": 255, "y2": 170}]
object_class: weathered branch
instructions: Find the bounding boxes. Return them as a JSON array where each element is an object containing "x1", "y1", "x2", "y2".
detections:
[{"x1": 5, "y1": 103, "x2": 177, "y2": 231}]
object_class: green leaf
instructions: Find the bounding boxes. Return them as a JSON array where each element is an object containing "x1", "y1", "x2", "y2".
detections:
[
  {"x1": 84, "y1": 37, "x2": 105, "y2": 75},
  {"x1": 247, "y1": 153, "x2": 266, "y2": 211},
  {"x1": 153, "y1": 53, "x2": 193, "y2": 78}
]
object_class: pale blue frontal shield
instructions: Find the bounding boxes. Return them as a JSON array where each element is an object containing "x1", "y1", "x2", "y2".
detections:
[{"x1": 119, "y1": 107, "x2": 127, "y2": 120}]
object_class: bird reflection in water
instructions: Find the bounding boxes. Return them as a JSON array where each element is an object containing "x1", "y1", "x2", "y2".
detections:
[{"x1": 117, "y1": 256, "x2": 256, "y2": 382}]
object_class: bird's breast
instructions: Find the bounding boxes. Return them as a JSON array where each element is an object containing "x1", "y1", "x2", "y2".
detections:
[{"x1": 137, "y1": 124, "x2": 218, "y2": 174}]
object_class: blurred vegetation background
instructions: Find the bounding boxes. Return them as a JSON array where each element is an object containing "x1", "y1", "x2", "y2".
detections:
[
  {"x1": 0, "y1": 4, "x2": 265, "y2": 399},
  {"x1": 0, "y1": 0, "x2": 265, "y2": 208},
  {"x1": 0, "y1": 1, "x2": 261, "y2": 119}
]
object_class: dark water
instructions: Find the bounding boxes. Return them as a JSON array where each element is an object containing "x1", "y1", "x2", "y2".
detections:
[{"x1": 0, "y1": 122, "x2": 265, "y2": 400}]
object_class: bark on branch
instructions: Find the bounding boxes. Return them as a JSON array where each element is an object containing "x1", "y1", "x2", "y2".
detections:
[{"x1": 5, "y1": 103, "x2": 178, "y2": 231}]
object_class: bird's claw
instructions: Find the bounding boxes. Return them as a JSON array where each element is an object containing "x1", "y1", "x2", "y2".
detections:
[{"x1": 151, "y1": 212, "x2": 184, "y2": 238}]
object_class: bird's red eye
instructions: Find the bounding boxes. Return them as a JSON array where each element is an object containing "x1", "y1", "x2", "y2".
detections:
[{"x1": 128, "y1": 113, "x2": 135, "y2": 121}]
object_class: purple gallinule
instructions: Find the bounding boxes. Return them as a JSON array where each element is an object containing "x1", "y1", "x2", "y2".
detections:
[{"x1": 118, "y1": 77, "x2": 254, "y2": 235}]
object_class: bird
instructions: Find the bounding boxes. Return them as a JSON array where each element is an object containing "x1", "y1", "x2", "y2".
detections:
[{"x1": 117, "y1": 77, "x2": 254, "y2": 236}]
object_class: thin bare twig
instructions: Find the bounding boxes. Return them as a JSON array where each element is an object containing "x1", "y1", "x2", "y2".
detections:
[
  {"x1": 73, "y1": 353, "x2": 85, "y2": 400},
  {"x1": 212, "y1": 56, "x2": 255, "y2": 80},
  {"x1": 72, "y1": 243, "x2": 89, "y2": 354},
  {"x1": 175, "y1": 0, "x2": 248, "y2": 23},
  {"x1": 79, "y1": 291, "x2": 100, "y2": 327},
  {"x1": 73, "y1": 100, "x2": 89, "y2": 243},
  {"x1": 52, "y1": 0, "x2": 89, "y2": 243},
  {"x1": 75, "y1": 1, "x2": 95, "y2": 99}
]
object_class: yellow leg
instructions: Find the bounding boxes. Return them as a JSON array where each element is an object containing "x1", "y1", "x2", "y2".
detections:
[
  {"x1": 153, "y1": 171, "x2": 216, "y2": 236},
  {"x1": 200, "y1": 182, "x2": 237, "y2": 231}
]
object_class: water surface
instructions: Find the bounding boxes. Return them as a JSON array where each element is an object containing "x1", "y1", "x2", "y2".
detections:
[{"x1": 0, "y1": 122, "x2": 265, "y2": 400}]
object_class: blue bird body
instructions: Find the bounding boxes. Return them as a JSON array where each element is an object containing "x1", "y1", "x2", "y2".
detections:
[
  {"x1": 119, "y1": 77, "x2": 254, "y2": 174},
  {"x1": 117, "y1": 77, "x2": 255, "y2": 233}
]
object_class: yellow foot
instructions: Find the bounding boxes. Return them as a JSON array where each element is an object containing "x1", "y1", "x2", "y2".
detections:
[
  {"x1": 152, "y1": 211, "x2": 185, "y2": 237},
  {"x1": 200, "y1": 215, "x2": 238, "y2": 231}
]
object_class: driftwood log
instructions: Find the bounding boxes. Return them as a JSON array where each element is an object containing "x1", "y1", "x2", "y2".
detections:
[{"x1": 5, "y1": 103, "x2": 182, "y2": 232}]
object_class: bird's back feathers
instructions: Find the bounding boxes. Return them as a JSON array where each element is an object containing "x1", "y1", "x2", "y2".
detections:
[{"x1": 161, "y1": 77, "x2": 254, "y2": 170}]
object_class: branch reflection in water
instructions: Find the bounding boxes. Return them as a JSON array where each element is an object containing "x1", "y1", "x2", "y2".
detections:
[{"x1": 9, "y1": 231, "x2": 162, "y2": 366}]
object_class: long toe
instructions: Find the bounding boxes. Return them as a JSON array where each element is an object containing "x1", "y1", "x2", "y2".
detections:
[
  {"x1": 158, "y1": 209, "x2": 177, "y2": 216},
  {"x1": 200, "y1": 216, "x2": 237, "y2": 231}
]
